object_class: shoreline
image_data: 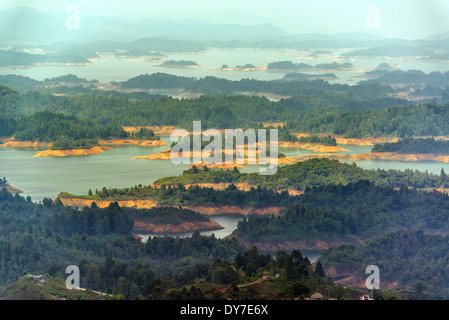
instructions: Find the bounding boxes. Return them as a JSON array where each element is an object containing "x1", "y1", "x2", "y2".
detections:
[
  {"x1": 57, "y1": 196, "x2": 285, "y2": 216},
  {"x1": 33, "y1": 146, "x2": 114, "y2": 157},
  {"x1": 279, "y1": 152, "x2": 449, "y2": 164}
]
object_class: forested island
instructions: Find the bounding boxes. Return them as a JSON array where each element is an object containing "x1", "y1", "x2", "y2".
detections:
[
  {"x1": 153, "y1": 158, "x2": 449, "y2": 191},
  {"x1": 372, "y1": 137, "x2": 449, "y2": 154},
  {"x1": 0, "y1": 109, "x2": 164, "y2": 155},
  {"x1": 267, "y1": 61, "x2": 354, "y2": 72},
  {"x1": 158, "y1": 60, "x2": 200, "y2": 68},
  {"x1": 3, "y1": 185, "x2": 365, "y2": 300},
  {"x1": 319, "y1": 230, "x2": 449, "y2": 299},
  {"x1": 216, "y1": 64, "x2": 262, "y2": 71}
]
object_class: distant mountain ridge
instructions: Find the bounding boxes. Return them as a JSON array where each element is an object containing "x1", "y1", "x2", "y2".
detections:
[
  {"x1": 3, "y1": 6, "x2": 448, "y2": 45},
  {"x1": 0, "y1": 6, "x2": 288, "y2": 43}
]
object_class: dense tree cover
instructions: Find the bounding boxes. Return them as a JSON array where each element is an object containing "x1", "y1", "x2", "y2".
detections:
[
  {"x1": 60, "y1": 182, "x2": 293, "y2": 208},
  {"x1": 267, "y1": 61, "x2": 353, "y2": 71},
  {"x1": 4, "y1": 176, "x2": 449, "y2": 298},
  {"x1": 363, "y1": 70, "x2": 449, "y2": 88},
  {"x1": 372, "y1": 137, "x2": 449, "y2": 154},
  {"x1": 276, "y1": 124, "x2": 337, "y2": 145},
  {"x1": 344, "y1": 45, "x2": 435, "y2": 58},
  {"x1": 10, "y1": 111, "x2": 128, "y2": 142},
  {"x1": 233, "y1": 180, "x2": 449, "y2": 241},
  {"x1": 297, "y1": 135, "x2": 337, "y2": 146},
  {"x1": 283, "y1": 72, "x2": 337, "y2": 81},
  {"x1": 128, "y1": 128, "x2": 157, "y2": 140},
  {"x1": 285, "y1": 102, "x2": 449, "y2": 138},
  {"x1": 0, "y1": 187, "x2": 244, "y2": 298},
  {"x1": 43, "y1": 74, "x2": 98, "y2": 84},
  {"x1": 0, "y1": 110, "x2": 163, "y2": 149},
  {"x1": 118, "y1": 73, "x2": 400, "y2": 101},
  {"x1": 154, "y1": 158, "x2": 449, "y2": 190},
  {"x1": 159, "y1": 60, "x2": 199, "y2": 67},
  {"x1": 47, "y1": 202, "x2": 134, "y2": 236},
  {"x1": 129, "y1": 206, "x2": 210, "y2": 225},
  {"x1": 0, "y1": 75, "x2": 168, "y2": 99},
  {"x1": 319, "y1": 230, "x2": 449, "y2": 299},
  {"x1": 51, "y1": 137, "x2": 99, "y2": 150},
  {"x1": 7, "y1": 88, "x2": 436, "y2": 139},
  {"x1": 235, "y1": 205, "x2": 356, "y2": 241},
  {"x1": 161, "y1": 247, "x2": 332, "y2": 300}
]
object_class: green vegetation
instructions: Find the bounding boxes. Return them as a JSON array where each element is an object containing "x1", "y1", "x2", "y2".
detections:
[
  {"x1": 47, "y1": 202, "x2": 134, "y2": 236},
  {"x1": 117, "y1": 72, "x2": 397, "y2": 102},
  {"x1": 277, "y1": 125, "x2": 337, "y2": 145},
  {"x1": 12, "y1": 111, "x2": 128, "y2": 142},
  {"x1": 51, "y1": 137, "x2": 99, "y2": 150},
  {"x1": 283, "y1": 72, "x2": 337, "y2": 81},
  {"x1": 2, "y1": 80, "x2": 442, "y2": 140},
  {"x1": 128, "y1": 127, "x2": 158, "y2": 140},
  {"x1": 43, "y1": 74, "x2": 99, "y2": 84},
  {"x1": 319, "y1": 230, "x2": 449, "y2": 299},
  {"x1": 0, "y1": 188, "x2": 243, "y2": 299},
  {"x1": 130, "y1": 206, "x2": 210, "y2": 225},
  {"x1": 344, "y1": 45, "x2": 435, "y2": 58},
  {"x1": 59, "y1": 183, "x2": 293, "y2": 208},
  {"x1": 364, "y1": 69, "x2": 449, "y2": 88},
  {"x1": 372, "y1": 137, "x2": 449, "y2": 154},
  {"x1": 154, "y1": 158, "x2": 449, "y2": 190},
  {"x1": 297, "y1": 135, "x2": 337, "y2": 146},
  {"x1": 0, "y1": 110, "x2": 161, "y2": 149},
  {"x1": 286, "y1": 102, "x2": 449, "y2": 138},
  {"x1": 3, "y1": 82, "x2": 444, "y2": 139},
  {"x1": 233, "y1": 180, "x2": 449, "y2": 241},
  {"x1": 220, "y1": 63, "x2": 256, "y2": 69},
  {"x1": 267, "y1": 61, "x2": 353, "y2": 71},
  {"x1": 0, "y1": 177, "x2": 8, "y2": 187},
  {"x1": 235, "y1": 205, "x2": 356, "y2": 241},
  {"x1": 159, "y1": 60, "x2": 199, "y2": 67}
]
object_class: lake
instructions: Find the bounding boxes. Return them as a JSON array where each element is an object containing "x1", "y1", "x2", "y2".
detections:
[
  {"x1": 1, "y1": 47, "x2": 448, "y2": 85},
  {"x1": 2, "y1": 137, "x2": 449, "y2": 241}
]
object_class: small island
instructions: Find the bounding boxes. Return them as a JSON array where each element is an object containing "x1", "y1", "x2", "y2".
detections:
[
  {"x1": 372, "y1": 137, "x2": 449, "y2": 154},
  {"x1": 267, "y1": 61, "x2": 354, "y2": 72},
  {"x1": 283, "y1": 72, "x2": 339, "y2": 81},
  {"x1": 0, "y1": 112, "x2": 166, "y2": 157},
  {"x1": 157, "y1": 60, "x2": 201, "y2": 69},
  {"x1": 215, "y1": 64, "x2": 264, "y2": 72}
]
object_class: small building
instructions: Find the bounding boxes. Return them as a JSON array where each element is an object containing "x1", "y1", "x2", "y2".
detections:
[
  {"x1": 360, "y1": 294, "x2": 374, "y2": 300},
  {"x1": 310, "y1": 292, "x2": 324, "y2": 300}
]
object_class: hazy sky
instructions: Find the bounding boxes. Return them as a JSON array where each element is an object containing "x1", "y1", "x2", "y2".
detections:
[{"x1": 1, "y1": 0, "x2": 448, "y2": 39}]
